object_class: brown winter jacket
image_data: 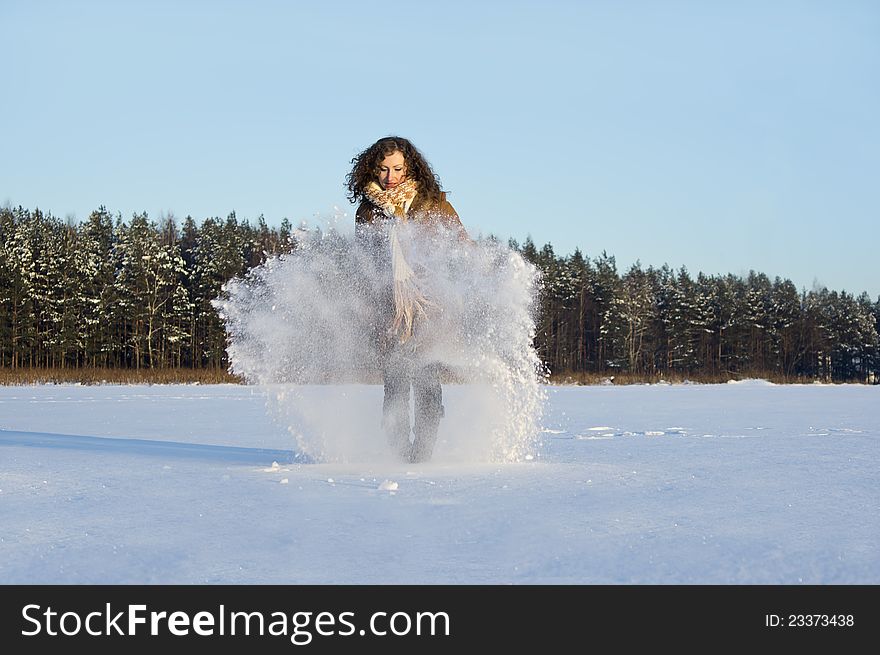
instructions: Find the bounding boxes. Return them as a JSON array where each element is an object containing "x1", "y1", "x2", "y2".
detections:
[{"x1": 355, "y1": 191, "x2": 469, "y2": 240}]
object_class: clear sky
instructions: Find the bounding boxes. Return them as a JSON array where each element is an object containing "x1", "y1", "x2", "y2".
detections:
[{"x1": 3, "y1": 0, "x2": 878, "y2": 298}]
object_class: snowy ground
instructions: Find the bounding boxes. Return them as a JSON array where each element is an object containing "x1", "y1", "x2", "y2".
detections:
[{"x1": 0, "y1": 381, "x2": 877, "y2": 584}]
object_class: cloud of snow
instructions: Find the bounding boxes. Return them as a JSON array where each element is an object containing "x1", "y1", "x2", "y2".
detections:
[{"x1": 214, "y1": 219, "x2": 546, "y2": 464}]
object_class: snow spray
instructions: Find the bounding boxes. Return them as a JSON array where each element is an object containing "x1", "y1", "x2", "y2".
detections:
[{"x1": 214, "y1": 217, "x2": 546, "y2": 464}]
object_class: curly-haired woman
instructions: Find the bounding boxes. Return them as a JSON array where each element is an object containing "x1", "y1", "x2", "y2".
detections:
[{"x1": 346, "y1": 136, "x2": 468, "y2": 463}]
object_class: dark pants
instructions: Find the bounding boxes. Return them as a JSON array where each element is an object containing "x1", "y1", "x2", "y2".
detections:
[{"x1": 382, "y1": 358, "x2": 444, "y2": 463}]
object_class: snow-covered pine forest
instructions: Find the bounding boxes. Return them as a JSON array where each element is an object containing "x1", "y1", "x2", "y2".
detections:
[{"x1": 1, "y1": 205, "x2": 878, "y2": 383}]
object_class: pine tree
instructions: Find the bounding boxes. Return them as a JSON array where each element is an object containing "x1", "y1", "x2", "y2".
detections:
[
  {"x1": 615, "y1": 262, "x2": 656, "y2": 373},
  {"x1": 563, "y1": 249, "x2": 589, "y2": 372},
  {"x1": 742, "y1": 271, "x2": 774, "y2": 373},
  {"x1": 769, "y1": 277, "x2": 802, "y2": 377},
  {"x1": 658, "y1": 267, "x2": 700, "y2": 372},
  {"x1": 20, "y1": 208, "x2": 53, "y2": 367},
  {"x1": 75, "y1": 207, "x2": 120, "y2": 367},
  {"x1": 593, "y1": 252, "x2": 622, "y2": 371},
  {"x1": 0, "y1": 207, "x2": 22, "y2": 367},
  {"x1": 190, "y1": 214, "x2": 250, "y2": 369},
  {"x1": 114, "y1": 213, "x2": 185, "y2": 368}
]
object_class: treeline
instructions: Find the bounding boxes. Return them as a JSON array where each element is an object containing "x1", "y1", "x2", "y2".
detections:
[
  {"x1": 1, "y1": 205, "x2": 878, "y2": 383},
  {"x1": 0, "y1": 205, "x2": 296, "y2": 371},
  {"x1": 514, "y1": 238, "x2": 880, "y2": 383}
]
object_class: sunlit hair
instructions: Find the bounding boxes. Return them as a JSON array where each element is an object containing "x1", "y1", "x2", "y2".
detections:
[{"x1": 346, "y1": 136, "x2": 444, "y2": 205}]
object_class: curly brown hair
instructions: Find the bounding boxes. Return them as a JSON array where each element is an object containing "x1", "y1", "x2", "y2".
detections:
[{"x1": 345, "y1": 136, "x2": 444, "y2": 205}]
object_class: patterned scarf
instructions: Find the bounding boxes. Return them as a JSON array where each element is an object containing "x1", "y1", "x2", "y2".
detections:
[
  {"x1": 363, "y1": 179, "x2": 433, "y2": 344},
  {"x1": 364, "y1": 179, "x2": 419, "y2": 220}
]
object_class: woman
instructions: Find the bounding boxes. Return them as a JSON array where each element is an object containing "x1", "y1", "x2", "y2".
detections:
[{"x1": 346, "y1": 136, "x2": 468, "y2": 463}]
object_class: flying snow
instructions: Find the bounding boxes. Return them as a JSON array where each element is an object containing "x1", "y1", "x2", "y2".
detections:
[{"x1": 214, "y1": 220, "x2": 546, "y2": 463}]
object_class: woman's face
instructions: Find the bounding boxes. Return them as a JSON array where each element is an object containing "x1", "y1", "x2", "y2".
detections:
[{"x1": 377, "y1": 150, "x2": 406, "y2": 190}]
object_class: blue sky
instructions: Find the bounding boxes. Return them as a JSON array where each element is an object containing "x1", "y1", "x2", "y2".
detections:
[{"x1": 3, "y1": 0, "x2": 878, "y2": 297}]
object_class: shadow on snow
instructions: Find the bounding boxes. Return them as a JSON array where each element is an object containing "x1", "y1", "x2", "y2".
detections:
[{"x1": 0, "y1": 429, "x2": 303, "y2": 464}]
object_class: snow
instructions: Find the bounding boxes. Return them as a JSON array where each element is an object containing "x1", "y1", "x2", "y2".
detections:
[
  {"x1": 1, "y1": 381, "x2": 877, "y2": 584},
  {"x1": 216, "y1": 227, "x2": 545, "y2": 464}
]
